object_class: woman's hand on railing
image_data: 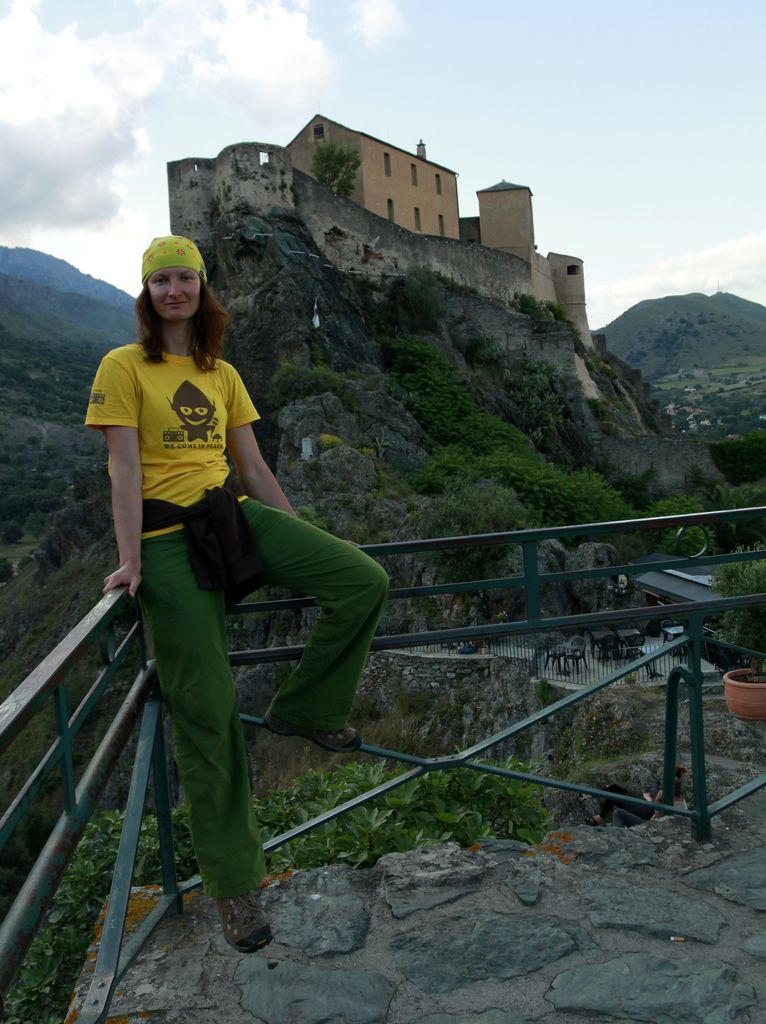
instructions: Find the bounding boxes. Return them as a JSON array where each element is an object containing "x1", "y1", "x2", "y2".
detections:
[{"x1": 103, "y1": 559, "x2": 142, "y2": 598}]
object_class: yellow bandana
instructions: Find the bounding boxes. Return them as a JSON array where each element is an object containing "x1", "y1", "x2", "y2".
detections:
[{"x1": 141, "y1": 235, "x2": 207, "y2": 284}]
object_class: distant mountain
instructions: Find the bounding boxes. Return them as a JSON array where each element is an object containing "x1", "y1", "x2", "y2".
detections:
[
  {"x1": 0, "y1": 249, "x2": 136, "y2": 540},
  {"x1": 0, "y1": 271, "x2": 136, "y2": 349},
  {"x1": 0, "y1": 246, "x2": 134, "y2": 311},
  {"x1": 599, "y1": 292, "x2": 766, "y2": 379}
]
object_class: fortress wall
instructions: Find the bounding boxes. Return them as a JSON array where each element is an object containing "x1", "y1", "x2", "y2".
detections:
[
  {"x1": 531, "y1": 252, "x2": 558, "y2": 303},
  {"x1": 167, "y1": 158, "x2": 217, "y2": 250},
  {"x1": 293, "y1": 170, "x2": 533, "y2": 303},
  {"x1": 589, "y1": 435, "x2": 724, "y2": 491},
  {"x1": 168, "y1": 145, "x2": 534, "y2": 306},
  {"x1": 169, "y1": 143, "x2": 295, "y2": 251},
  {"x1": 547, "y1": 252, "x2": 592, "y2": 346}
]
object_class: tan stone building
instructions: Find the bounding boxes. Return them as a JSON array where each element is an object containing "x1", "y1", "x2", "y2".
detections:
[
  {"x1": 288, "y1": 114, "x2": 460, "y2": 240},
  {"x1": 461, "y1": 179, "x2": 589, "y2": 341}
]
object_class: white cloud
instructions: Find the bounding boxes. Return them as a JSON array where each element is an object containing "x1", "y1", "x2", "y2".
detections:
[
  {"x1": 0, "y1": 0, "x2": 334, "y2": 233},
  {"x1": 349, "y1": 0, "x2": 404, "y2": 48},
  {"x1": 199, "y1": 0, "x2": 334, "y2": 120},
  {"x1": 588, "y1": 231, "x2": 766, "y2": 327}
]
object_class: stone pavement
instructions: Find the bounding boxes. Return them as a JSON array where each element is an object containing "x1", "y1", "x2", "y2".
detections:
[{"x1": 67, "y1": 790, "x2": 766, "y2": 1024}]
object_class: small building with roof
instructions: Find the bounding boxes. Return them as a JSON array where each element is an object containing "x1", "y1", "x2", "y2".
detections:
[{"x1": 288, "y1": 115, "x2": 461, "y2": 241}]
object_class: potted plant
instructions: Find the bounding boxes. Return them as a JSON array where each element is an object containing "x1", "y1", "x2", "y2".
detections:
[{"x1": 712, "y1": 555, "x2": 766, "y2": 720}]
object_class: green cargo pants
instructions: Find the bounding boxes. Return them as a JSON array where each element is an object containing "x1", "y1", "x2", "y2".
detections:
[{"x1": 139, "y1": 498, "x2": 389, "y2": 897}]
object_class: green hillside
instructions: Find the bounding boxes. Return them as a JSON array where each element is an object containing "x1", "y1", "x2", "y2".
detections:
[
  {"x1": 0, "y1": 265, "x2": 135, "y2": 546},
  {"x1": 601, "y1": 291, "x2": 766, "y2": 380}
]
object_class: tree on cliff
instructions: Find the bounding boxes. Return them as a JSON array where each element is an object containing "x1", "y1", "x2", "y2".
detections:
[{"x1": 310, "y1": 143, "x2": 361, "y2": 197}]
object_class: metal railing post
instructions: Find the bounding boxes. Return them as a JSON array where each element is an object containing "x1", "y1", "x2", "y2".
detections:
[
  {"x1": 686, "y1": 612, "x2": 711, "y2": 841},
  {"x1": 150, "y1": 684, "x2": 180, "y2": 909},
  {"x1": 521, "y1": 541, "x2": 540, "y2": 620},
  {"x1": 53, "y1": 683, "x2": 77, "y2": 814},
  {"x1": 663, "y1": 666, "x2": 681, "y2": 813}
]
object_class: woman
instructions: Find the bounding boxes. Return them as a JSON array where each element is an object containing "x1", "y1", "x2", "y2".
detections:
[
  {"x1": 585, "y1": 766, "x2": 687, "y2": 827},
  {"x1": 86, "y1": 235, "x2": 389, "y2": 953}
]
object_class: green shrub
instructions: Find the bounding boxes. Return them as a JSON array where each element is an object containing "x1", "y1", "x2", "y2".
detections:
[
  {"x1": 512, "y1": 293, "x2": 553, "y2": 321},
  {"x1": 418, "y1": 477, "x2": 534, "y2": 579},
  {"x1": 709, "y1": 431, "x2": 766, "y2": 484},
  {"x1": 700, "y1": 481, "x2": 766, "y2": 552},
  {"x1": 643, "y1": 495, "x2": 708, "y2": 556},
  {"x1": 610, "y1": 468, "x2": 657, "y2": 513},
  {"x1": 504, "y1": 359, "x2": 563, "y2": 454},
  {"x1": 377, "y1": 267, "x2": 446, "y2": 334},
  {"x1": 713, "y1": 553, "x2": 766, "y2": 657},
  {"x1": 310, "y1": 143, "x2": 361, "y2": 197},
  {"x1": 319, "y1": 432, "x2": 343, "y2": 450},
  {"x1": 267, "y1": 363, "x2": 357, "y2": 411},
  {"x1": 416, "y1": 448, "x2": 631, "y2": 527},
  {"x1": 476, "y1": 451, "x2": 632, "y2": 528},
  {"x1": 258, "y1": 759, "x2": 548, "y2": 872}
]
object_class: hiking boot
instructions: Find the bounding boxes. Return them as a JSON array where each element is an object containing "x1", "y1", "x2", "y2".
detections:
[
  {"x1": 264, "y1": 709, "x2": 362, "y2": 752},
  {"x1": 215, "y1": 891, "x2": 272, "y2": 953}
]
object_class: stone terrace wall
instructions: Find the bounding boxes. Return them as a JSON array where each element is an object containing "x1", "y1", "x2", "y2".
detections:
[
  {"x1": 590, "y1": 434, "x2": 724, "y2": 491},
  {"x1": 444, "y1": 291, "x2": 579, "y2": 378}
]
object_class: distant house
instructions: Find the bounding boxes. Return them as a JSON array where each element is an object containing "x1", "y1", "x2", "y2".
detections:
[
  {"x1": 288, "y1": 114, "x2": 461, "y2": 240},
  {"x1": 632, "y1": 553, "x2": 720, "y2": 607}
]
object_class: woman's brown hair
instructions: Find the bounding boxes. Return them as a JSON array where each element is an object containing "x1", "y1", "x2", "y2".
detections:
[{"x1": 135, "y1": 278, "x2": 229, "y2": 371}]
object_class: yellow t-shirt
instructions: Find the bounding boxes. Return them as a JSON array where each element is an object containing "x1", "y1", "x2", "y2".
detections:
[{"x1": 85, "y1": 343, "x2": 259, "y2": 511}]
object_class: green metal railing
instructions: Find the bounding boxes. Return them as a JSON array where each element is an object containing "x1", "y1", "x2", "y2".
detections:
[{"x1": 2, "y1": 505, "x2": 766, "y2": 1022}]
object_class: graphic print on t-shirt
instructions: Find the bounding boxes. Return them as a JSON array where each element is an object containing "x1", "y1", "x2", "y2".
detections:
[{"x1": 164, "y1": 379, "x2": 222, "y2": 446}]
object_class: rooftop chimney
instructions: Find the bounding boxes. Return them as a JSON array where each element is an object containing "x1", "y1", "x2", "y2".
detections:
[{"x1": 416, "y1": 139, "x2": 426, "y2": 160}]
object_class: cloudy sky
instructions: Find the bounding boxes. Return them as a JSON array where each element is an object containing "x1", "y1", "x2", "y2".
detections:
[{"x1": 0, "y1": 0, "x2": 764, "y2": 327}]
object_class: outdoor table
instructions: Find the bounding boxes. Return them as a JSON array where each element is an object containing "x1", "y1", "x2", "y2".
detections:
[{"x1": 662, "y1": 625, "x2": 685, "y2": 642}]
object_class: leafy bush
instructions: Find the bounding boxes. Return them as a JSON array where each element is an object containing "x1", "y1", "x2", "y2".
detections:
[
  {"x1": 643, "y1": 495, "x2": 708, "y2": 556},
  {"x1": 267, "y1": 363, "x2": 357, "y2": 412},
  {"x1": 4, "y1": 759, "x2": 546, "y2": 1023},
  {"x1": 376, "y1": 267, "x2": 446, "y2": 334},
  {"x1": 258, "y1": 760, "x2": 548, "y2": 872},
  {"x1": 512, "y1": 293, "x2": 553, "y2": 321},
  {"x1": 511, "y1": 294, "x2": 581, "y2": 344},
  {"x1": 415, "y1": 448, "x2": 632, "y2": 529},
  {"x1": 709, "y1": 430, "x2": 766, "y2": 484},
  {"x1": 418, "y1": 477, "x2": 534, "y2": 579},
  {"x1": 319, "y1": 433, "x2": 342, "y2": 450},
  {"x1": 504, "y1": 360, "x2": 563, "y2": 454},
  {"x1": 310, "y1": 143, "x2": 361, "y2": 197},
  {"x1": 713, "y1": 554, "x2": 766, "y2": 658},
  {"x1": 700, "y1": 481, "x2": 766, "y2": 552},
  {"x1": 477, "y1": 451, "x2": 632, "y2": 528},
  {"x1": 610, "y1": 468, "x2": 657, "y2": 513}
]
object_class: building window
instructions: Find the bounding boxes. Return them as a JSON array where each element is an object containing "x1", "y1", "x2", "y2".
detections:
[
  {"x1": 438, "y1": 214, "x2": 444, "y2": 236},
  {"x1": 414, "y1": 207, "x2": 421, "y2": 231},
  {"x1": 567, "y1": 264, "x2": 579, "y2": 275},
  {"x1": 435, "y1": 173, "x2": 442, "y2": 195},
  {"x1": 411, "y1": 163, "x2": 418, "y2": 186},
  {"x1": 259, "y1": 150, "x2": 270, "y2": 166},
  {"x1": 313, "y1": 123, "x2": 325, "y2": 140},
  {"x1": 387, "y1": 198, "x2": 394, "y2": 221},
  {"x1": 384, "y1": 152, "x2": 391, "y2": 177}
]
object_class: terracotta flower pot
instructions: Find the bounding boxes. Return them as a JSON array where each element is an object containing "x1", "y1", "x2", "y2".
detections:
[{"x1": 723, "y1": 668, "x2": 766, "y2": 721}]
